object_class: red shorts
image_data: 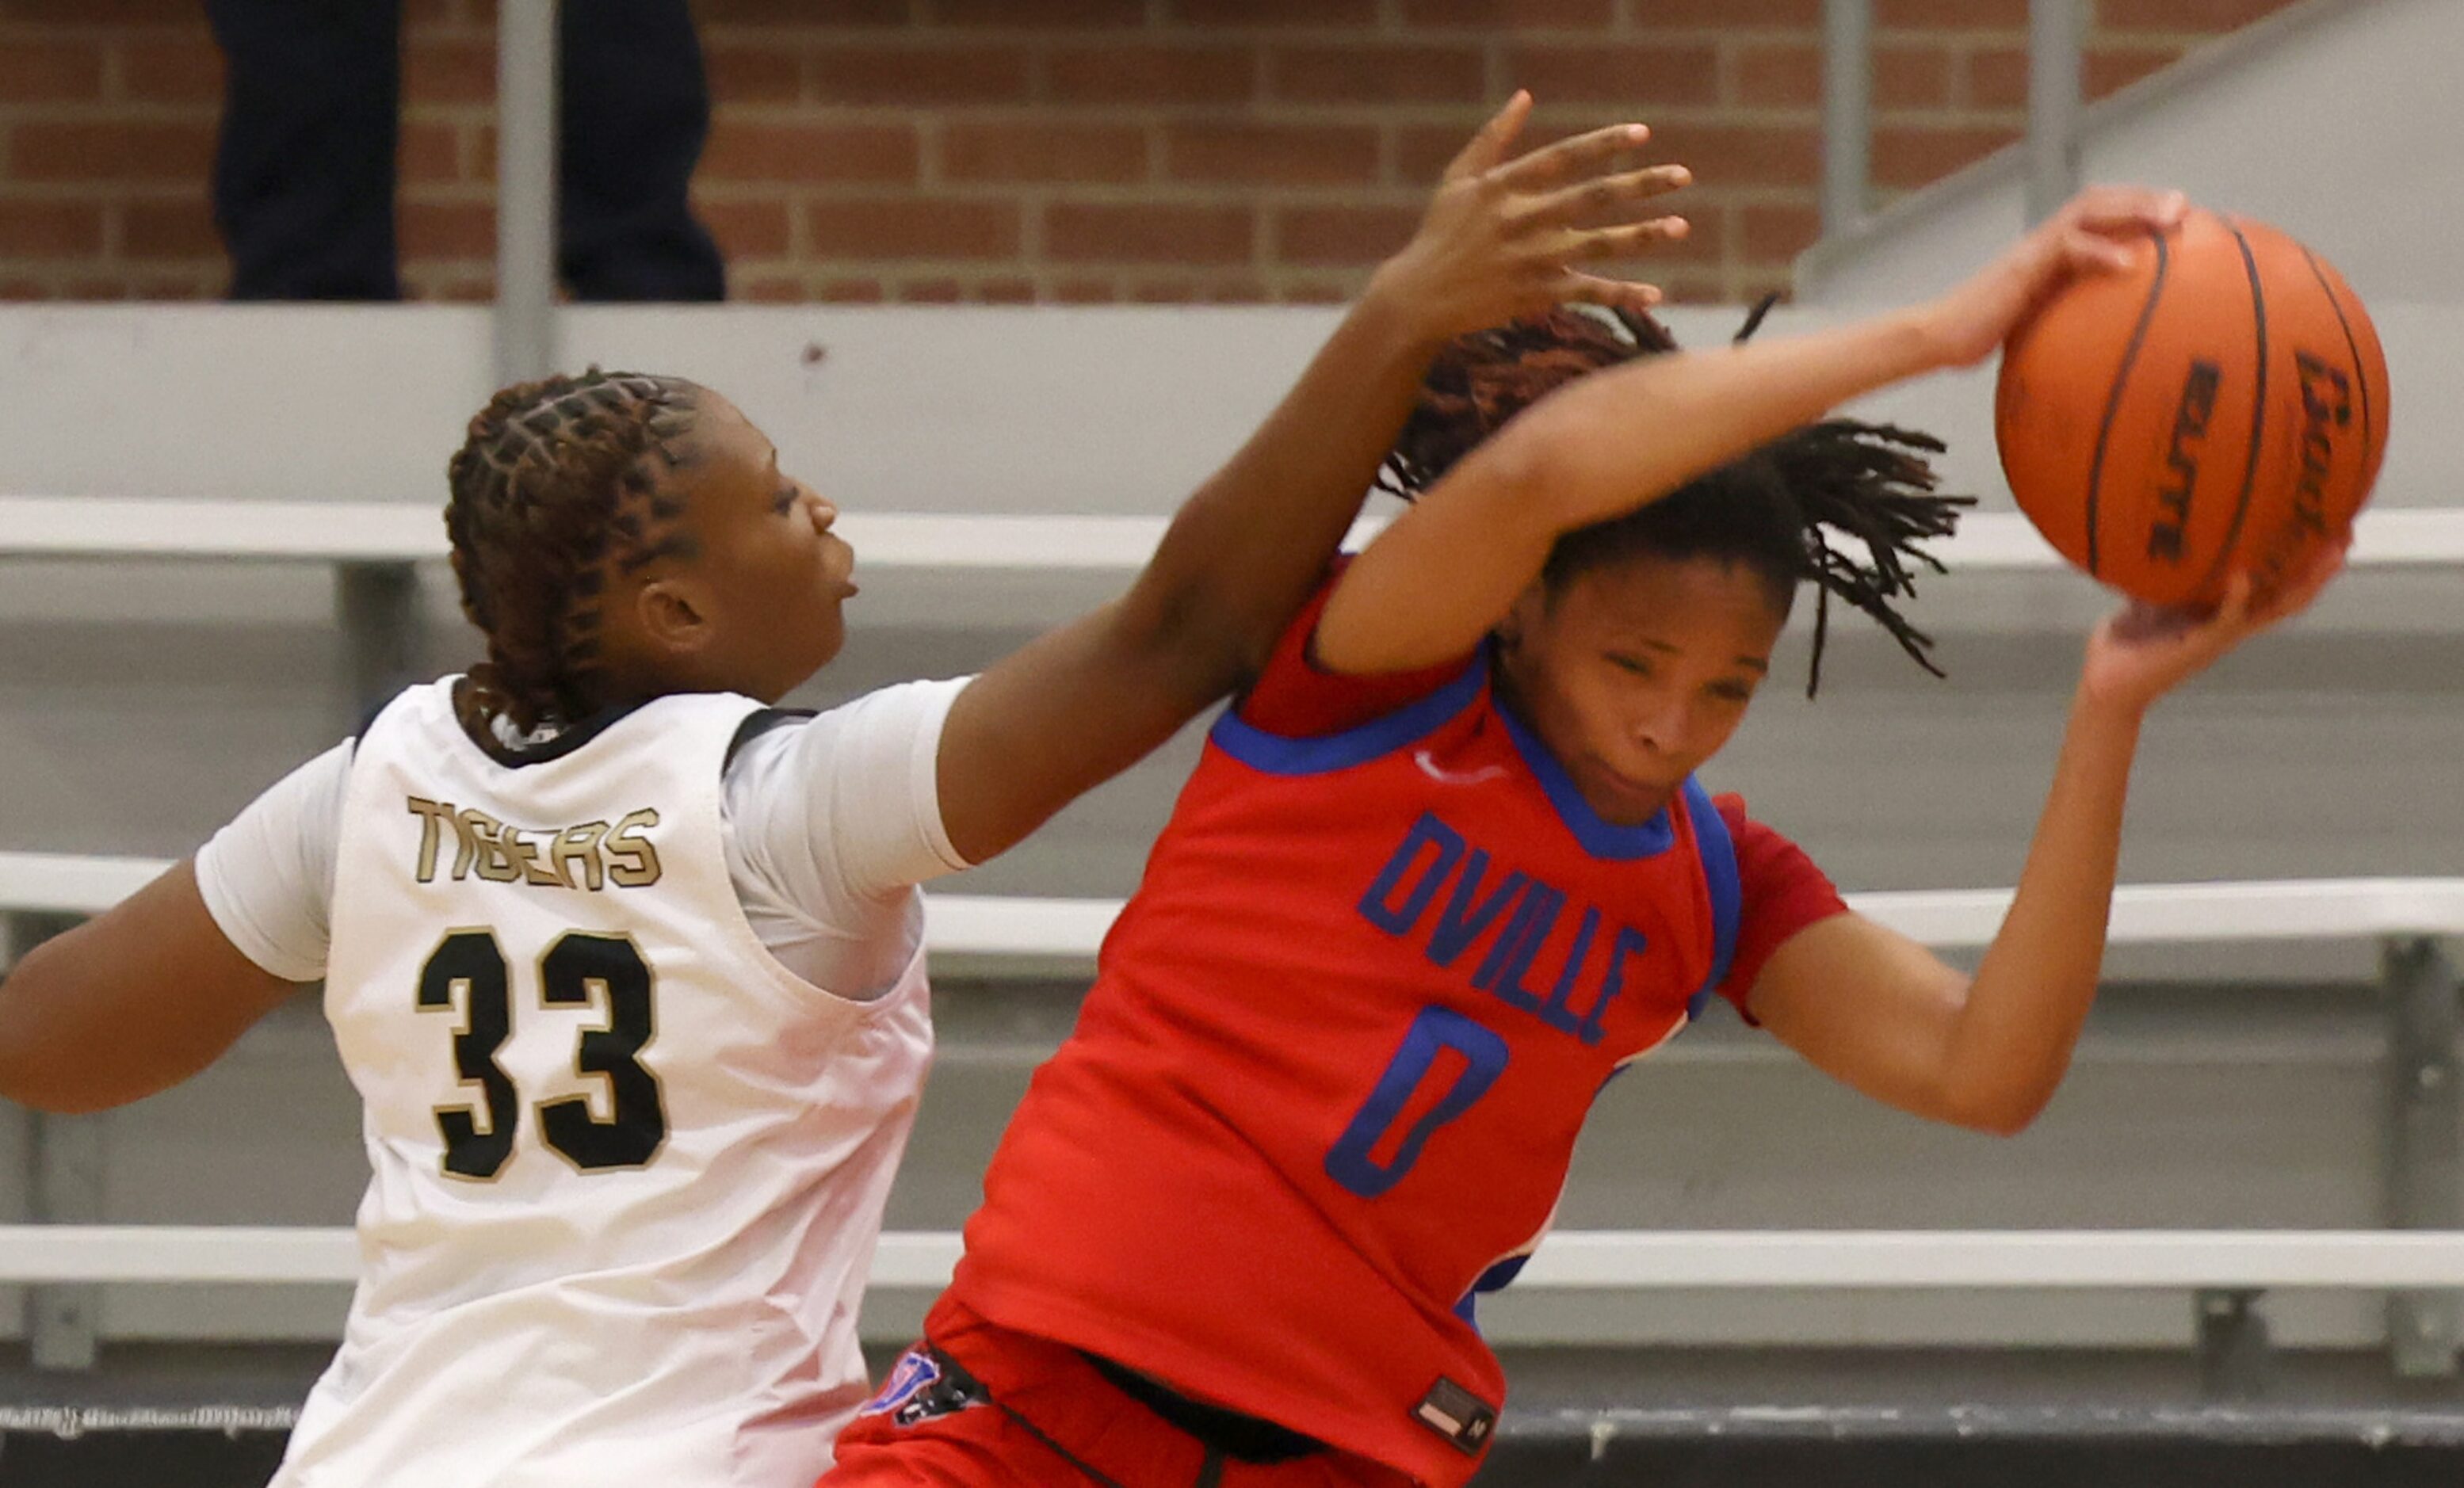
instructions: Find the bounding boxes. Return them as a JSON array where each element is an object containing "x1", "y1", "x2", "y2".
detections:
[{"x1": 821, "y1": 1299, "x2": 1416, "y2": 1488}]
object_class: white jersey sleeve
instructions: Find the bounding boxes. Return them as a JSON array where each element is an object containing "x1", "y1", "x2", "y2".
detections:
[
  {"x1": 193, "y1": 741, "x2": 351, "y2": 983},
  {"x1": 722, "y1": 677, "x2": 972, "y2": 1002}
]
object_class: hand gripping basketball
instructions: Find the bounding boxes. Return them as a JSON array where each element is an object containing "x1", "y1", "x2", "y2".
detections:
[{"x1": 1920, "y1": 186, "x2": 2194, "y2": 370}]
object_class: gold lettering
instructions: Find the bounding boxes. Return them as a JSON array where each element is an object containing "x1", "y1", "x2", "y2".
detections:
[
  {"x1": 552, "y1": 822, "x2": 610, "y2": 891},
  {"x1": 605, "y1": 809, "x2": 663, "y2": 888},
  {"x1": 449, "y1": 807, "x2": 484, "y2": 880},
  {"x1": 463, "y1": 810, "x2": 521, "y2": 883},
  {"x1": 502, "y1": 826, "x2": 567, "y2": 888},
  {"x1": 406, "y1": 797, "x2": 455, "y2": 883}
]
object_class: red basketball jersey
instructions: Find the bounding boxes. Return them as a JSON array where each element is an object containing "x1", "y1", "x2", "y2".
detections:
[{"x1": 950, "y1": 589, "x2": 1840, "y2": 1487}]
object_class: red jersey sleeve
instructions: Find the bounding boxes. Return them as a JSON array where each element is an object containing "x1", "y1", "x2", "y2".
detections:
[
  {"x1": 1712, "y1": 793, "x2": 1848, "y2": 1019},
  {"x1": 1236, "y1": 565, "x2": 1477, "y2": 739}
]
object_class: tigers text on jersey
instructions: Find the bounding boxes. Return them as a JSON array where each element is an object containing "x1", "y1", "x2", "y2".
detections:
[
  {"x1": 270, "y1": 684, "x2": 933, "y2": 1488},
  {"x1": 948, "y1": 651, "x2": 1740, "y2": 1488}
]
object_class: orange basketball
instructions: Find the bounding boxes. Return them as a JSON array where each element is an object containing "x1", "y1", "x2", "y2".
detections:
[{"x1": 1994, "y1": 208, "x2": 2390, "y2": 609}]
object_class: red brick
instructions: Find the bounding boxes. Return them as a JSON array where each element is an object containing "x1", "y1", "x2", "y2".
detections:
[
  {"x1": 1269, "y1": 45, "x2": 1486, "y2": 105},
  {"x1": 1732, "y1": 43, "x2": 1821, "y2": 107},
  {"x1": 1205, "y1": 278, "x2": 1272, "y2": 303},
  {"x1": 0, "y1": 279, "x2": 49, "y2": 300},
  {"x1": 900, "y1": 278, "x2": 965, "y2": 303},
  {"x1": 818, "y1": 277, "x2": 887, "y2": 301},
  {"x1": 1738, "y1": 201, "x2": 1822, "y2": 262},
  {"x1": 1615, "y1": 121, "x2": 1820, "y2": 188},
  {"x1": 1163, "y1": 123, "x2": 1379, "y2": 185},
  {"x1": 1875, "y1": 45, "x2": 1954, "y2": 109},
  {"x1": 1280, "y1": 279, "x2": 1355, "y2": 303},
  {"x1": 11, "y1": 122, "x2": 216, "y2": 182},
  {"x1": 809, "y1": 45, "x2": 1030, "y2": 105},
  {"x1": 1045, "y1": 202, "x2": 1252, "y2": 264},
  {"x1": 400, "y1": 200, "x2": 496, "y2": 258},
  {"x1": 739, "y1": 273, "x2": 809, "y2": 303},
  {"x1": 1969, "y1": 42, "x2": 2177, "y2": 109},
  {"x1": 2086, "y1": 44, "x2": 2181, "y2": 97},
  {"x1": 400, "y1": 121, "x2": 462, "y2": 183},
  {"x1": 403, "y1": 39, "x2": 494, "y2": 103},
  {"x1": 1503, "y1": 44, "x2": 1719, "y2": 106},
  {"x1": 1400, "y1": 0, "x2": 1614, "y2": 27},
  {"x1": 942, "y1": 123, "x2": 1146, "y2": 183},
  {"x1": 1873, "y1": 124, "x2": 2020, "y2": 187},
  {"x1": 1173, "y1": 0, "x2": 1380, "y2": 25},
  {"x1": 2098, "y1": 0, "x2": 2297, "y2": 29},
  {"x1": 696, "y1": 0, "x2": 907, "y2": 24},
  {"x1": 936, "y1": 0, "x2": 1144, "y2": 24},
  {"x1": 0, "y1": 0, "x2": 209, "y2": 24},
  {"x1": 1276, "y1": 204, "x2": 1423, "y2": 266},
  {"x1": 1965, "y1": 47, "x2": 2028, "y2": 109},
  {"x1": 705, "y1": 46, "x2": 803, "y2": 103},
  {"x1": 701, "y1": 199, "x2": 793, "y2": 258},
  {"x1": 120, "y1": 199, "x2": 218, "y2": 260},
  {"x1": 1625, "y1": 0, "x2": 1816, "y2": 28},
  {"x1": 1130, "y1": 278, "x2": 1203, "y2": 303},
  {"x1": 805, "y1": 198, "x2": 1022, "y2": 259},
  {"x1": 119, "y1": 41, "x2": 223, "y2": 103},
  {"x1": 0, "y1": 200, "x2": 103, "y2": 256},
  {"x1": 1052, "y1": 278, "x2": 1119, "y2": 303},
  {"x1": 976, "y1": 277, "x2": 1038, "y2": 303},
  {"x1": 0, "y1": 40, "x2": 104, "y2": 102},
  {"x1": 1875, "y1": 0, "x2": 2026, "y2": 25},
  {"x1": 1048, "y1": 44, "x2": 1255, "y2": 105},
  {"x1": 701, "y1": 122, "x2": 919, "y2": 184}
]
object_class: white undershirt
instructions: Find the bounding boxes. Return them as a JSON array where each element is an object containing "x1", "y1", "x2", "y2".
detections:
[{"x1": 193, "y1": 678, "x2": 973, "y2": 1001}]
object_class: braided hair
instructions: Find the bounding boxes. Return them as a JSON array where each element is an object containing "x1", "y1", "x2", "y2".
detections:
[
  {"x1": 444, "y1": 368, "x2": 703, "y2": 734},
  {"x1": 1375, "y1": 301, "x2": 1971, "y2": 695}
]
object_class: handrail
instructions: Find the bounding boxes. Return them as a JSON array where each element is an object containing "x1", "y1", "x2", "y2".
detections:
[{"x1": 5, "y1": 498, "x2": 2463, "y2": 574}]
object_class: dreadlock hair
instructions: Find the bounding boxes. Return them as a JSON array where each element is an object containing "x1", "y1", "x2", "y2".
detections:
[
  {"x1": 444, "y1": 368, "x2": 703, "y2": 735},
  {"x1": 1374, "y1": 300, "x2": 1973, "y2": 696}
]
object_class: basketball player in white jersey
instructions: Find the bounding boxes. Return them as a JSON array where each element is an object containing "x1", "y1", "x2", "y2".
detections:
[{"x1": 0, "y1": 100, "x2": 1690, "y2": 1486}]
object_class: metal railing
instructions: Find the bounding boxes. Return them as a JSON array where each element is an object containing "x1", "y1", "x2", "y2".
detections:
[{"x1": 1824, "y1": 0, "x2": 2086, "y2": 235}]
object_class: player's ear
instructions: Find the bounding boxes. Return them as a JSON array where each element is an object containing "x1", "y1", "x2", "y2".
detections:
[
  {"x1": 1496, "y1": 581, "x2": 1548, "y2": 654},
  {"x1": 634, "y1": 578, "x2": 715, "y2": 658}
]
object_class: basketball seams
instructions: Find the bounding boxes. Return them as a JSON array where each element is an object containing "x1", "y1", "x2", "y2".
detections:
[
  {"x1": 2081, "y1": 231, "x2": 2172, "y2": 577},
  {"x1": 2201, "y1": 212, "x2": 2270, "y2": 599},
  {"x1": 2299, "y1": 244, "x2": 2378, "y2": 494}
]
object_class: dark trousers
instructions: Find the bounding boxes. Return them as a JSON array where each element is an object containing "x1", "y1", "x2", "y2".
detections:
[{"x1": 207, "y1": 0, "x2": 727, "y2": 301}]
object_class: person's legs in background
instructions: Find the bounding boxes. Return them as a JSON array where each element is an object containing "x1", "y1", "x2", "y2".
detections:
[
  {"x1": 557, "y1": 0, "x2": 728, "y2": 302},
  {"x1": 206, "y1": 0, "x2": 405, "y2": 300}
]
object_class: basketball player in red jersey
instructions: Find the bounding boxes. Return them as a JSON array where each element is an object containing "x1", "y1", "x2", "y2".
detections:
[{"x1": 824, "y1": 189, "x2": 2347, "y2": 1488}]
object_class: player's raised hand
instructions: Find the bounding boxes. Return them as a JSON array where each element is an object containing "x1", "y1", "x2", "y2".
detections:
[
  {"x1": 1369, "y1": 90, "x2": 1690, "y2": 338},
  {"x1": 1920, "y1": 185, "x2": 2192, "y2": 369},
  {"x1": 2078, "y1": 540, "x2": 2347, "y2": 715}
]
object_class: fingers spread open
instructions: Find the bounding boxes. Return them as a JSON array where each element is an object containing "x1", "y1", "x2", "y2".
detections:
[
  {"x1": 1522, "y1": 164, "x2": 1694, "y2": 229},
  {"x1": 1492, "y1": 121, "x2": 1652, "y2": 191},
  {"x1": 1442, "y1": 91, "x2": 1534, "y2": 183}
]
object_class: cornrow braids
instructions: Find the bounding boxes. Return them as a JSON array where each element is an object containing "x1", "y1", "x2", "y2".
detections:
[
  {"x1": 1377, "y1": 300, "x2": 1973, "y2": 695},
  {"x1": 443, "y1": 368, "x2": 702, "y2": 735}
]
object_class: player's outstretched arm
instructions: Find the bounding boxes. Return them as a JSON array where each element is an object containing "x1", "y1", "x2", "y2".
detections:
[
  {"x1": 933, "y1": 94, "x2": 1693, "y2": 866},
  {"x1": 1314, "y1": 186, "x2": 2193, "y2": 675},
  {"x1": 1743, "y1": 550, "x2": 2345, "y2": 1135},
  {"x1": 0, "y1": 860, "x2": 299, "y2": 1113}
]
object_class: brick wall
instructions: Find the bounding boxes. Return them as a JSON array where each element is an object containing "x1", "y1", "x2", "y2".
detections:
[{"x1": 0, "y1": 0, "x2": 2304, "y2": 305}]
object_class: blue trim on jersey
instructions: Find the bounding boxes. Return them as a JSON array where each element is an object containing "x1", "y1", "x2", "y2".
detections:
[
  {"x1": 1208, "y1": 655, "x2": 1487, "y2": 776},
  {"x1": 1493, "y1": 696, "x2": 1676, "y2": 862},
  {"x1": 1456, "y1": 1253, "x2": 1532, "y2": 1330},
  {"x1": 1683, "y1": 776, "x2": 1743, "y2": 1019}
]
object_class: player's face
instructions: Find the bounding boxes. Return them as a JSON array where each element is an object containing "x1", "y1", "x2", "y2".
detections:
[
  {"x1": 1498, "y1": 553, "x2": 1785, "y2": 826},
  {"x1": 609, "y1": 392, "x2": 860, "y2": 704}
]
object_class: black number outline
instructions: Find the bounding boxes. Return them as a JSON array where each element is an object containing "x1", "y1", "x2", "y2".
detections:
[
  {"x1": 413, "y1": 928, "x2": 520, "y2": 1181},
  {"x1": 534, "y1": 932, "x2": 668, "y2": 1172}
]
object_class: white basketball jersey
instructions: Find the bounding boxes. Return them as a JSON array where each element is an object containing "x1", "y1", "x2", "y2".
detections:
[{"x1": 273, "y1": 682, "x2": 934, "y2": 1488}]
